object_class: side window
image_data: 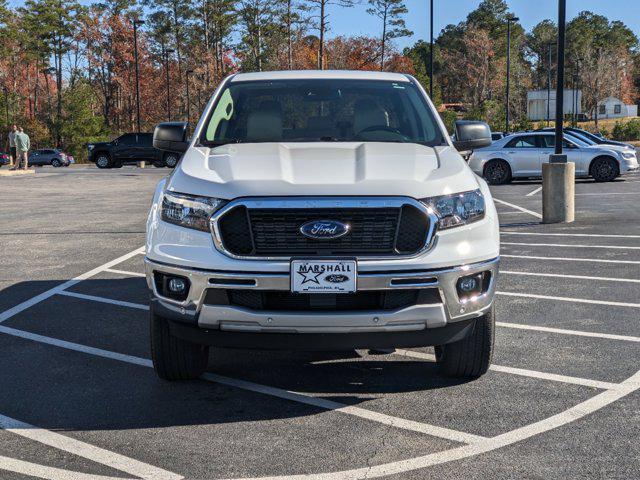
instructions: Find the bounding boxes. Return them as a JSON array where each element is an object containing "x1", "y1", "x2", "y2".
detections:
[
  {"x1": 614, "y1": 104, "x2": 622, "y2": 114},
  {"x1": 505, "y1": 136, "x2": 537, "y2": 148},
  {"x1": 138, "y1": 134, "x2": 153, "y2": 147},
  {"x1": 43, "y1": 149, "x2": 55, "y2": 154},
  {"x1": 118, "y1": 134, "x2": 136, "y2": 146},
  {"x1": 540, "y1": 135, "x2": 573, "y2": 149},
  {"x1": 540, "y1": 135, "x2": 555, "y2": 148},
  {"x1": 599, "y1": 105, "x2": 606, "y2": 115}
]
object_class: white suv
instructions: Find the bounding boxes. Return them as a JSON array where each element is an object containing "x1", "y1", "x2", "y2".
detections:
[{"x1": 145, "y1": 70, "x2": 499, "y2": 381}]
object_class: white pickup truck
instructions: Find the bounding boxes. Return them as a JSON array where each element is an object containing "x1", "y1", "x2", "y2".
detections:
[{"x1": 145, "y1": 70, "x2": 499, "y2": 381}]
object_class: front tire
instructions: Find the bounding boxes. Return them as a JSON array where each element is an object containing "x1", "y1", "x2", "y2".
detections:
[
  {"x1": 484, "y1": 160, "x2": 512, "y2": 185},
  {"x1": 164, "y1": 153, "x2": 180, "y2": 168},
  {"x1": 590, "y1": 156, "x2": 619, "y2": 182},
  {"x1": 150, "y1": 311, "x2": 209, "y2": 381},
  {"x1": 51, "y1": 159, "x2": 61, "y2": 167},
  {"x1": 435, "y1": 306, "x2": 494, "y2": 379},
  {"x1": 95, "y1": 154, "x2": 111, "y2": 169}
]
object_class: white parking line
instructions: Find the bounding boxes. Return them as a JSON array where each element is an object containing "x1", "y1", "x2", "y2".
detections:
[
  {"x1": 0, "y1": 413, "x2": 182, "y2": 480},
  {"x1": 496, "y1": 322, "x2": 640, "y2": 343},
  {"x1": 500, "y1": 270, "x2": 640, "y2": 284},
  {"x1": 202, "y1": 373, "x2": 487, "y2": 445},
  {"x1": 0, "y1": 456, "x2": 123, "y2": 480},
  {"x1": 394, "y1": 350, "x2": 617, "y2": 390},
  {"x1": 500, "y1": 232, "x2": 640, "y2": 239},
  {"x1": 497, "y1": 291, "x2": 640, "y2": 308},
  {"x1": 229, "y1": 373, "x2": 640, "y2": 480},
  {"x1": 526, "y1": 187, "x2": 542, "y2": 196},
  {"x1": 502, "y1": 241, "x2": 640, "y2": 250},
  {"x1": 57, "y1": 291, "x2": 150, "y2": 311},
  {"x1": 0, "y1": 325, "x2": 485, "y2": 446},
  {"x1": 501, "y1": 254, "x2": 640, "y2": 265},
  {"x1": 493, "y1": 198, "x2": 542, "y2": 219},
  {"x1": 0, "y1": 247, "x2": 145, "y2": 324},
  {"x1": 104, "y1": 268, "x2": 146, "y2": 278}
]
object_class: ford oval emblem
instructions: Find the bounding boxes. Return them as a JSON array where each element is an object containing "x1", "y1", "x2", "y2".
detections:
[
  {"x1": 299, "y1": 220, "x2": 350, "y2": 240},
  {"x1": 325, "y1": 274, "x2": 349, "y2": 283}
]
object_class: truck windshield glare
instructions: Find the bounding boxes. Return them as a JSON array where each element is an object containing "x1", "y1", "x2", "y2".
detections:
[{"x1": 202, "y1": 79, "x2": 445, "y2": 147}]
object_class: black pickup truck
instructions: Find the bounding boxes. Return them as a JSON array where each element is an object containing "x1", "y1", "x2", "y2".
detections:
[{"x1": 87, "y1": 133, "x2": 180, "y2": 169}]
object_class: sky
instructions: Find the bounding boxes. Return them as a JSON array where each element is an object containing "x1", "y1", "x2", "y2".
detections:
[{"x1": 329, "y1": 0, "x2": 640, "y2": 50}]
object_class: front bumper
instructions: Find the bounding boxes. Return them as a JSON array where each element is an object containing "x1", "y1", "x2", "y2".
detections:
[{"x1": 145, "y1": 256, "x2": 498, "y2": 340}]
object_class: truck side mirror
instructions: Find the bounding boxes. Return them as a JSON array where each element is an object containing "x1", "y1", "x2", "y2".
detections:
[
  {"x1": 153, "y1": 122, "x2": 189, "y2": 153},
  {"x1": 452, "y1": 121, "x2": 492, "y2": 152}
]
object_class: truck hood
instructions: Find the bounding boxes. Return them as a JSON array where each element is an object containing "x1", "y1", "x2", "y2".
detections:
[{"x1": 167, "y1": 142, "x2": 480, "y2": 199}]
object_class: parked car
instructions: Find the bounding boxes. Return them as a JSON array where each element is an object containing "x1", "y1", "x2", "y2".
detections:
[
  {"x1": 537, "y1": 127, "x2": 635, "y2": 150},
  {"x1": 28, "y1": 149, "x2": 70, "y2": 167},
  {"x1": 491, "y1": 132, "x2": 507, "y2": 141},
  {"x1": 87, "y1": 133, "x2": 180, "y2": 169},
  {"x1": 470, "y1": 131, "x2": 638, "y2": 184},
  {"x1": 0, "y1": 152, "x2": 9, "y2": 167},
  {"x1": 145, "y1": 70, "x2": 499, "y2": 381}
]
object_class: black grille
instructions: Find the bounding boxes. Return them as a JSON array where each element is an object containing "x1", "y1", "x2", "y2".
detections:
[
  {"x1": 203, "y1": 288, "x2": 441, "y2": 312},
  {"x1": 216, "y1": 204, "x2": 430, "y2": 257}
]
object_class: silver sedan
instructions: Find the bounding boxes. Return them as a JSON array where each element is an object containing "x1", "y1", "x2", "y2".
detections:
[{"x1": 469, "y1": 132, "x2": 638, "y2": 184}]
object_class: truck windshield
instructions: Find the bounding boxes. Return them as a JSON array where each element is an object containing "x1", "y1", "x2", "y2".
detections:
[{"x1": 201, "y1": 79, "x2": 445, "y2": 147}]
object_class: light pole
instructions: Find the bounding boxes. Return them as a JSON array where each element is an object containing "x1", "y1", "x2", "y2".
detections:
[
  {"x1": 505, "y1": 15, "x2": 519, "y2": 133},
  {"x1": 133, "y1": 19, "x2": 145, "y2": 133},
  {"x1": 542, "y1": 0, "x2": 574, "y2": 224},
  {"x1": 164, "y1": 47, "x2": 175, "y2": 121},
  {"x1": 547, "y1": 42, "x2": 554, "y2": 126},
  {"x1": 429, "y1": 0, "x2": 434, "y2": 100},
  {"x1": 185, "y1": 69, "x2": 194, "y2": 127}
]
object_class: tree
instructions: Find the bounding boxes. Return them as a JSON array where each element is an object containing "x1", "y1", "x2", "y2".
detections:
[
  {"x1": 302, "y1": 0, "x2": 355, "y2": 69},
  {"x1": 366, "y1": 0, "x2": 412, "y2": 71}
]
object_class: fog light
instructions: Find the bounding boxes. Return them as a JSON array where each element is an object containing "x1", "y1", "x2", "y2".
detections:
[
  {"x1": 456, "y1": 272, "x2": 490, "y2": 302},
  {"x1": 168, "y1": 278, "x2": 186, "y2": 293},
  {"x1": 153, "y1": 272, "x2": 190, "y2": 301},
  {"x1": 458, "y1": 277, "x2": 478, "y2": 292}
]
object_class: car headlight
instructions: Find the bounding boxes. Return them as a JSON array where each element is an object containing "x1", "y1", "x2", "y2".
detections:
[
  {"x1": 421, "y1": 189, "x2": 485, "y2": 230},
  {"x1": 161, "y1": 192, "x2": 226, "y2": 232},
  {"x1": 622, "y1": 151, "x2": 636, "y2": 159}
]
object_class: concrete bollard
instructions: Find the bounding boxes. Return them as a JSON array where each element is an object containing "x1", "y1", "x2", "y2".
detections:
[
  {"x1": 542, "y1": 162, "x2": 575, "y2": 223},
  {"x1": 137, "y1": 161, "x2": 145, "y2": 168}
]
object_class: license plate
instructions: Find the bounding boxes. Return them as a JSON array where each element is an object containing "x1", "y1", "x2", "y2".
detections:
[{"x1": 291, "y1": 260, "x2": 357, "y2": 293}]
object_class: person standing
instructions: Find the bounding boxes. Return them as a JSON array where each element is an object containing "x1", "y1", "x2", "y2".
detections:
[
  {"x1": 14, "y1": 127, "x2": 30, "y2": 170},
  {"x1": 7, "y1": 124, "x2": 17, "y2": 168}
]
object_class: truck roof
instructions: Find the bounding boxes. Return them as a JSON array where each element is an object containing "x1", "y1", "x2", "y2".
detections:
[{"x1": 230, "y1": 70, "x2": 411, "y2": 83}]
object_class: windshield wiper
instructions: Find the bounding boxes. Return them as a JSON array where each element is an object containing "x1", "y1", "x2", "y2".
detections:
[{"x1": 204, "y1": 139, "x2": 243, "y2": 147}]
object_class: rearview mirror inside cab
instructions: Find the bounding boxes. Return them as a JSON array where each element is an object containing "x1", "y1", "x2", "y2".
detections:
[
  {"x1": 153, "y1": 122, "x2": 189, "y2": 153},
  {"x1": 453, "y1": 121, "x2": 492, "y2": 152}
]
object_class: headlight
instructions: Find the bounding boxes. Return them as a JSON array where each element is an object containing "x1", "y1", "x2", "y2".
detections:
[
  {"x1": 161, "y1": 192, "x2": 226, "y2": 232},
  {"x1": 421, "y1": 189, "x2": 485, "y2": 230},
  {"x1": 87, "y1": 145, "x2": 94, "y2": 150},
  {"x1": 622, "y1": 152, "x2": 635, "y2": 159}
]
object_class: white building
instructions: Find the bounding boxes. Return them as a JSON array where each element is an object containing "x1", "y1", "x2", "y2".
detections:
[
  {"x1": 595, "y1": 97, "x2": 637, "y2": 119},
  {"x1": 527, "y1": 89, "x2": 582, "y2": 121}
]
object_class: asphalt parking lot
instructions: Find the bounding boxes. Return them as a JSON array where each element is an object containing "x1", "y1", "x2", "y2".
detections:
[{"x1": 1, "y1": 165, "x2": 639, "y2": 479}]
